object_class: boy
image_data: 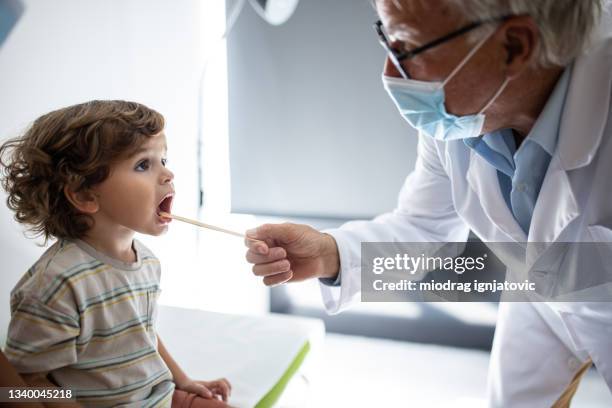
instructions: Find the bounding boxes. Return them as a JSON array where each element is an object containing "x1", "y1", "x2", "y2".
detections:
[{"x1": 0, "y1": 100, "x2": 231, "y2": 407}]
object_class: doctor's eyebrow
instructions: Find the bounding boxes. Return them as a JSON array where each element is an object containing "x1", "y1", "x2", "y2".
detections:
[{"x1": 387, "y1": 23, "x2": 422, "y2": 44}]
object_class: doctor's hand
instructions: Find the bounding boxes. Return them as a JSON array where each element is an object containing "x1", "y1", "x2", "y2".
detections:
[{"x1": 245, "y1": 223, "x2": 340, "y2": 286}]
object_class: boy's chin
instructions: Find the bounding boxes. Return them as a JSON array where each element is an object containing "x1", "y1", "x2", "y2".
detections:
[
  {"x1": 136, "y1": 223, "x2": 169, "y2": 236},
  {"x1": 152, "y1": 225, "x2": 169, "y2": 236}
]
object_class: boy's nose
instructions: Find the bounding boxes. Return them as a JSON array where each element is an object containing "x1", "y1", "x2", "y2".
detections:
[{"x1": 161, "y1": 168, "x2": 174, "y2": 184}]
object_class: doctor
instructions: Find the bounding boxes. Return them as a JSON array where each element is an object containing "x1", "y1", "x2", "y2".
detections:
[{"x1": 244, "y1": 0, "x2": 612, "y2": 406}]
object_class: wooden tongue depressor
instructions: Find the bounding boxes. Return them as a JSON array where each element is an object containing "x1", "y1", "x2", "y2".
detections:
[{"x1": 159, "y1": 211, "x2": 259, "y2": 241}]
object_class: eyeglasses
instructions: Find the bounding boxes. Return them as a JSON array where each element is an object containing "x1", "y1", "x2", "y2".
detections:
[{"x1": 374, "y1": 16, "x2": 512, "y2": 79}]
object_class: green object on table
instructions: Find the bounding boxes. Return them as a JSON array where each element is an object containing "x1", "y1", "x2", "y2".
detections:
[{"x1": 255, "y1": 341, "x2": 310, "y2": 408}]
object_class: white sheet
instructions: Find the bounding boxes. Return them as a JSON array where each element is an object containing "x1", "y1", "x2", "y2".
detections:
[{"x1": 156, "y1": 305, "x2": 325, "y2": 407}]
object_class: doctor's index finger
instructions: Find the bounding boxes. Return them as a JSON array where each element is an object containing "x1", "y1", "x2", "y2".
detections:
[
  {"x1": 245, "y1": 246, "x2": 287, "y2": 264},
  {"x1": 243, "y1": 235, "x2": 270, "y2": 255},
  {"x1": 245, "y1": 222, "x2": 299, "y2": 255}
]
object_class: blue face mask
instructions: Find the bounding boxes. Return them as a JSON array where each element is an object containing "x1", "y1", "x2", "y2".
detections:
[{"x1": 382, "y1": 28, "x2": 510, "y2": 141}]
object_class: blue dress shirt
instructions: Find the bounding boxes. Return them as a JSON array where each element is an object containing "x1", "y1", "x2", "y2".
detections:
[{"x1": 464, "y1": 66, "x2": 572, "y2": 235}]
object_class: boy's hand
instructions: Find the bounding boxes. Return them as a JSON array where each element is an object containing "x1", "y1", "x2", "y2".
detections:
[{"x1": 176, "y1": 378, "x2": 231, "y2": 401}]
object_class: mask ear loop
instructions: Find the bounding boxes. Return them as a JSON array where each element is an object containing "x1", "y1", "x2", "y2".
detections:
[
  {"x1": 478, "y1": 76, "x2": 510, "y2": 115},
  {"x1": 440, "y1": 23, "x2": 510, "y2": 115},
  {"x1": 441, "y1": 25, "x2": 499, "y2": 88}
]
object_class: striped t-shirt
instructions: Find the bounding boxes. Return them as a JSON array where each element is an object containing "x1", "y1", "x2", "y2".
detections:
[{"x1": 5, "y1": 239, "x2": 174, "y2": 407}]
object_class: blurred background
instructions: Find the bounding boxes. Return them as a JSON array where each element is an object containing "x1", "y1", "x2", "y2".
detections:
[{"x1": 0, "y1": 0, "x2": 610, "y2": 406}]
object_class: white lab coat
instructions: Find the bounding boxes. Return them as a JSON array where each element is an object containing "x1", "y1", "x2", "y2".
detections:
[{"x1": 320, "y1": 34, "x2": 612, "y2": 406}]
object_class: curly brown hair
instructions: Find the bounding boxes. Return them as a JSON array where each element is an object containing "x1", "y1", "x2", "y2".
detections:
[{"x1": 0, "y1": 100, "x2": 165, "y2": 242}]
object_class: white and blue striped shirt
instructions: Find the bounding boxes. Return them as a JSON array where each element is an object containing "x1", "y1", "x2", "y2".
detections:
[{"x1": 6, "y1": 239, "x2": 174, "y2": 407}]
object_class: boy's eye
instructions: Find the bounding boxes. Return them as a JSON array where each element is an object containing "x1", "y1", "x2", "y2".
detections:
[
  {"x1": 161, "y1": 158, "x2": 167, "y2": 167},
  {"x1": 135, "y1": 159, "x2": 150, "y2": 171}
]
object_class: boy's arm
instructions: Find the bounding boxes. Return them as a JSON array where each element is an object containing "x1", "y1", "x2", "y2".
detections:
[
  {"x1": 5, "y1": 295, "x2": 82, "y2": 408},
  {"x1": 156, "y1": 335, "x2": 196, "y2": 394},
  {"x1": 157, "y1": 334, "x2": 230, "y2": 402}
]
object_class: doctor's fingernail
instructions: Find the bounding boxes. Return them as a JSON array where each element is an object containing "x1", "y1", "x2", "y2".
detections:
[{"x1": 246, "y1": 228, "x2": 257, "y2": 237}]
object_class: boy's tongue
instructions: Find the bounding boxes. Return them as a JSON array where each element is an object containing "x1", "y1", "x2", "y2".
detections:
[{"x1": 157, "y1": 196, "x2": 172, "y2": 217}]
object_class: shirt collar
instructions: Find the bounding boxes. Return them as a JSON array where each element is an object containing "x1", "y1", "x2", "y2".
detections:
[
  {"x1": 523, "y1": 64, "x2": 572, "y2": 156},
  {"x1": 464, "y1": 64, "x2": 572, "y2": 157}
]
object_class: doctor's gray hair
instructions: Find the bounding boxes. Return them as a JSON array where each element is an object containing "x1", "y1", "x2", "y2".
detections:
[{"x1": 446, "y1": 0, "x2": 607, "y2": 67}]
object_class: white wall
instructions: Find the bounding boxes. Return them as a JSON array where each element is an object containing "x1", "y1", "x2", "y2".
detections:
[
  {"x1": 227, "y1": 0, "x2": 418, "y2": 219},
  {"x1": 0, "y1": 0, "x2": 267, "y2": 343}
]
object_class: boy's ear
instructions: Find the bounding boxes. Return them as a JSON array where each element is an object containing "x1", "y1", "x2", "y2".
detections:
[{"x1": 63, "y1": 185, "x2": 99, "y2": 214}]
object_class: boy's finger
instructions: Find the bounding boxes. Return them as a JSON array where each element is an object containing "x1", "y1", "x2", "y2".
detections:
[
  {"x1": 210, "y1": 387, "x2": 225, "y2": 401},
  {"x1": 194, "y1": 384, "x2": 213, "y2": 399},
  {"x1": 221, "y1": 378, "x2": 232, "y2": 393},
  {"x1": 212, "y1": 378, "x2": 231, "y2": 394},
  {"x1": 212, "y1": 381, "x2": 230, "y2": 401}
]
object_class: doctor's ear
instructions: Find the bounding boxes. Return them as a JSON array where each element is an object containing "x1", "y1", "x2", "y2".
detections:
[
  {"x1": 63, "y1": 185, "x2": 99, "y2": 214},
  {"x1": 499, "y1": 15, "x2": 539, "y2": 78}
]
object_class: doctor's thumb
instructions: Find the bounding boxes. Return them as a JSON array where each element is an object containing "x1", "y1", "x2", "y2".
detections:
[{"x1": 246, "y1": 223, "x2": 299, "y2": 244}]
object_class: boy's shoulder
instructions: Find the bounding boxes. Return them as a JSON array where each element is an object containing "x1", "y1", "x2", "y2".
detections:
[
  {"x1": 10, "y1": 239, "x2": 99, "y2": 314},
  {"x1": 12, "y1": 239, "x2": 160, "y2": 304},
  {"x1": 13, "y1": 240, "x2": 102, "y2": 295}
]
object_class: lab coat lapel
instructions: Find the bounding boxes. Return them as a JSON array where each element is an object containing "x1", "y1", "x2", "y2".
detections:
[
  {"x1": 466, "y1": 150, "x2": 527, "y2": 242},
  {"x1": 528, "y1": 37, "x2": 612, "y2": 250},
  {"x1": 557, "y1": 38, "x2": 612, "y2": 172},
  {"x1": 528, "y1": 155, "x2": 579, "y2": 246}
]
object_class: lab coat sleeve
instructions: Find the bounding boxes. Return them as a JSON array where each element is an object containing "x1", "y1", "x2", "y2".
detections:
[{"x1": 319, "y1": 134, "x2": 470, "y2": 314}]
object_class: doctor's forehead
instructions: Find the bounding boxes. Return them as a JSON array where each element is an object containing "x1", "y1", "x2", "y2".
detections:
[{"x1": 375, "y1": 0, "x2": 462, "y2": 42}]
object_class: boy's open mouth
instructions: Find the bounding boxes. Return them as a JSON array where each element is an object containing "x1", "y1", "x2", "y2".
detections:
[{"x1": 157, "y1": 194, "x2": 174, "y2": 219}]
